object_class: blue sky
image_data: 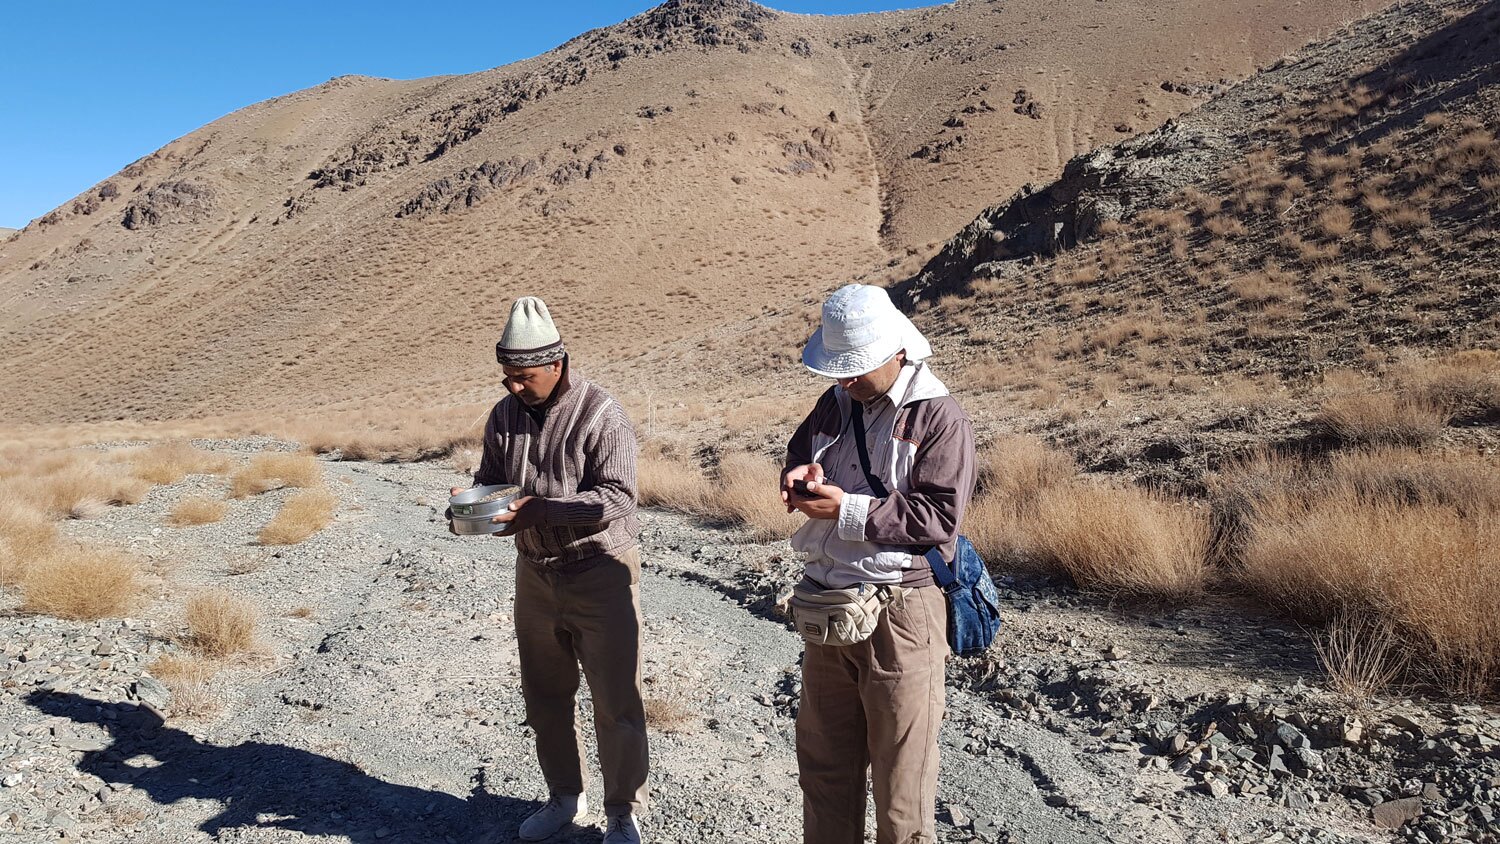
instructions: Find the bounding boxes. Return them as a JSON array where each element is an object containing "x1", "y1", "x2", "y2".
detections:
[{"x1": 0, "y1": 1, "x2": 930, "y2": 229}]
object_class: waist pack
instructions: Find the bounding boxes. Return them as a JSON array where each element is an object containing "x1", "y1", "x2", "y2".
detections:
[
  {"x1": 788, "y1": 578, "x2": 901, "y2": 647},
  {"x1": 925, "y1": 536, "x2": 1002, "y2": 656}
]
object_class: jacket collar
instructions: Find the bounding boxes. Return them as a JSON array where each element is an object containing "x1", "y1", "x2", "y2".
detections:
[{"x1": 837, "y1": 361, "x2": 949, "y2": 411}]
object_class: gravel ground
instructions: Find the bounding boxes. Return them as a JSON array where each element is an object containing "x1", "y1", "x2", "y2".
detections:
[{"x1": 2, "y1": 444, "x2": 1495, "y2": 843}]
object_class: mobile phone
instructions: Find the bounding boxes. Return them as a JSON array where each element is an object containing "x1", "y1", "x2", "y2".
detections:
[{"x1": 791, "y1": 479, "x2": 814, "y2": 497}]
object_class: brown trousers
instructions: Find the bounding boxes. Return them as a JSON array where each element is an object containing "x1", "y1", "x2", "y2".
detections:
[
  {"x1": 514, "y1": 547, "x2": 649, "y2": 815},
  {"x1": 797, "y1": 585, "x2": 948, "y2": 844}
]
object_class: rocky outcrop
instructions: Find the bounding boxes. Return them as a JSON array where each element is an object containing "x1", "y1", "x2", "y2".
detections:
[
  {"x1": 894, "y1": 118, "x2": 1231, "y2": 306},
  {"x1": 120, "y1": 181, "x2": 216, "y2": 230},
  {"x1": 892, "y1": 0, "x2": 1469, "y2": 309}
]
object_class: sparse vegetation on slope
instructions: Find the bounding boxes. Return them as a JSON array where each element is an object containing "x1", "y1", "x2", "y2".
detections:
[
  {"x1": 229, "y1": 453, "x2": 321, "y2": 499},
  {"x1": 257, "y1": 487, "x2": 337, "y2": 545},
  {"x1": 184, "y1": 590, "x2": 258, "y2": 658},
  {"x1": 20, "y1": 544, "x2": 141, "y2": 620}
]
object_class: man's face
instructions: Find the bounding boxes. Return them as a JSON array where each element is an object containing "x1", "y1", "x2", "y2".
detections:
[
  {"x1": 837, "y1": 352, "x2": 905, "y2": 403},
  {"x1": 502, "y1": 361, "x2": 564, "y2": 406}
]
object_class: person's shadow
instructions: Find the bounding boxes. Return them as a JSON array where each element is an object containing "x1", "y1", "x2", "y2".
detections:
[{"x1": 28, "y1": 690, "x2": 567, "y2": 843}]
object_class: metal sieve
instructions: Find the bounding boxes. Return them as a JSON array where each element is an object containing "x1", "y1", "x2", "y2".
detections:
[
  {"x1": 448, "y1": 484, "x2": 522, "y2": 536},
  {"x1": 449, "y1": 484, "x2": 522, "y2": 519}
]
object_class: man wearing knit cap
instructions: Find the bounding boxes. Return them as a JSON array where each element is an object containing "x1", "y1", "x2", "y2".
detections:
[
  {"x1": 450, "y1": 296, "x2": 647, "y2": 844},
  {"x1": 781, "y1": 283, "x2": 976, "y2": 844}
]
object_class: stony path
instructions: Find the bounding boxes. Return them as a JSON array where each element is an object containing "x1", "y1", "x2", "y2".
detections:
[{"x1": 0, "y1": 449, "x2": 1436, "y2": 843}]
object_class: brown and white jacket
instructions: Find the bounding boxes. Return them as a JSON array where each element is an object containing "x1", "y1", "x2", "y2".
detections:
[
  {"x1": 784, "y1": 362, "x2": 977, "y2": 589},
  {"x1": 473, "y1": 370, "x2": 639, "y2": 569}
]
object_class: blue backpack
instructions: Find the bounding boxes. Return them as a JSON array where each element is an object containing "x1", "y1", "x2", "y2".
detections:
[{"x1": 850, "y1": 402, "x2": 1003, "y2": 656}]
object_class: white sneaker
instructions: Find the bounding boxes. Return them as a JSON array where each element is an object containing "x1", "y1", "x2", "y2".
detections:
[
  {"x1": 518, "y1": 793, "x2": 587, "y2": 841},
  {"x1": 603, "y1": 812, "x2": 642, "y2": 844}
]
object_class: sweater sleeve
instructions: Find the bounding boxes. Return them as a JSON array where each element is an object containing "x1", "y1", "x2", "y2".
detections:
[
  {"x1": 541, "y1": 401, "x2": 639, "y2": 527},
  {"x1": 472, "y1": 402, "x2": 508, "y2": 487},
  {"x1": 863, "y1": 402, "x2": 976, "y2": 548}
]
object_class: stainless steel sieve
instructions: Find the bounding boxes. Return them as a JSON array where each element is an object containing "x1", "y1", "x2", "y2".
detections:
[{"x1": 448, "y1": 484, "x2": 522, "y2": 535}]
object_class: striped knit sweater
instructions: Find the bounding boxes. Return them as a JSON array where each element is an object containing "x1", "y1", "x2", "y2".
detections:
[{"x1": 473, "y1": 372, "x2": 639, "y2": 568}]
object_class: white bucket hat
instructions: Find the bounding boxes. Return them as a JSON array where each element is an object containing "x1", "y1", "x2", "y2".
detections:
[{"x1": 801, "y1": 284, "x2": 932, "y2": 378}]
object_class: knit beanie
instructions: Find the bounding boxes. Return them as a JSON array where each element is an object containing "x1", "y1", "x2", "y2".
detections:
[{"x1": 495, "y1": 296, "x2": 567, "y2": 367}]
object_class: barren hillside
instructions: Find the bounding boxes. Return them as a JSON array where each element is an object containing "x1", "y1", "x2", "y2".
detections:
[
  {"x1": 617, "y1": 0, "x2": 1498, "y2": 483},
  {"x1": 0, "y1": 0, "x2": 1383, "y2": 427}
]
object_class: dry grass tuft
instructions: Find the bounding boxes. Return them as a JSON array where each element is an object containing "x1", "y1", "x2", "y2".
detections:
[
  {"x1": 638, "y1": 446, "x2": 799, "y2": 541},
  {"x1": 1394, "y1": 350, "x2": 1500, "y2": 424},
  {"x1": 21, "y1": 545, "x2": 140, "y2": 619},
  {"x1": 130, "y1": 443, "x2": 231, "y2": 484},
  {"x1": 1314, "y1": 615, "x2": 1407, "y2": 702},
  {"x1": 966, "y1": 437, "x2": 1076, "y2": 564},
  {"x1": 637, "y1": 446, "x2": 713, "y2": 514},
  {"x1": 965, "y1": 438, "x2": 1205, "y2": 600},
  {"x1": 1317, "y1": 392, "x2": 1446, "y2": 446},
  {"x1": 257, "y1": 488, "x2": 337, "y2": 545},
  {"x1": 184, "y1": 590, "x2": 258, "y2": 658},
  {"x1": 1019, "y1": 484, "x2": 1209, "y2": 600},
  {"x1": 0, "y1": 496, "x2": 56, "y2": 587},
  {"x1": 713, "y1": 451, "x2": 803, "y2": 542},
  {"x1": 29, "y1": 461, "x2": 152, "y2": 519},
  {"x1": 230, "y1": 453, "x2": 322, "y2": 498},
  {"x1": 168, "y1": 496, "x2": 227, "y2": 527},
  {"x1": 643, "y1": 696, "x2": 698, "y2": 733},
  {"x1": 149, "y1": 654, "x2": 222, "y2": 717},
  {"x1": 1225, "y1": 448, "x2": 1500, "y2": 696}
]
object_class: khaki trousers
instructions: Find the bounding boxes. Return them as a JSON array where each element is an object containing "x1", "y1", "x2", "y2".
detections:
[
  {"x1": 514, "y1": 547, "x2": 649, "y2": 815},
  {"x1": 797, "y1": 585, "x2": 947, "y2": 844}
]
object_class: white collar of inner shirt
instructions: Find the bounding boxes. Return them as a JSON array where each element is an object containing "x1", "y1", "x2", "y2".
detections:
[{"x1": 864, "y1": 362, "x2": 915, "y2": 414}]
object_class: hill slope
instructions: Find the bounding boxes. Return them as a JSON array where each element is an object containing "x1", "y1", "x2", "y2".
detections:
[{"x1": 0, "y1": 0, "x2": 1383, "y2": 426}]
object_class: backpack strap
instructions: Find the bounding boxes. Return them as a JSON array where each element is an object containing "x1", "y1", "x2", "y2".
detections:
[
  {"x1": 849, "y1": 401, "x2": 890, "y2": 498},
  {"x1": 924, "y1": 546, "x2": 959, "y2": 591}
]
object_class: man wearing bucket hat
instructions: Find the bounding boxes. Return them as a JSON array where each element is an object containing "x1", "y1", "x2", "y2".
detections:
[
  {"x1": 450, "y1": 296, "x2": 647, "y2": 844},
  {"x1": 781, "y1": 283, "x2": 977, "y2": 844}
]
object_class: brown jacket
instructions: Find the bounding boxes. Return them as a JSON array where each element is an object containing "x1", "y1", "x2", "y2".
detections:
[
  {"x1": 784, "y1": 362, "x2": 976, "y2": 588},
  {"x1": 474, "y1": 370, "x2": 639, "y2": 568}
]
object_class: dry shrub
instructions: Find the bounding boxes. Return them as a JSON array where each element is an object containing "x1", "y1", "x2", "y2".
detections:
[
  {"x1": 230, "y1": 453, "x2": 321, "y2": 498},
  {"x1": 169, "y1": 496, "x2": 227, "y2": 527},
  {"x1": 712, "y1": 451, "x2": 803, "y2": 542},
  {"x1": 1317, "y1": 392, "x2": 1446, "y2": 446},
  {"x1": 149, "y1": 655, "x2": 221, "y2": 718},
  {"x1": 637, "y1": 446, "x2": 713, "y2": 513},
  {"x1": 1315, "y1": 616, "x2": 1407, "y2": 701},
  {"x1": 130, "y1": 443, "x2": 230, "y2": 484},
  {"x1": 966, "y1": 437, "x2": 1076, "y2": 564},
  {"x1": 12, "y1": 456, "x2": 153, "y2": 519},
  {"x1": 1394, "y1": 350, "x2": 1500, "y2": 424},
  {"x1": 285, "y1": 404, "x2": 488, "y2": 463},
  {"x1": 1225, "y1": 448, "x2": 1500, "y2": 696},
  {"x1": 258, "y1": 488, "x2": 337, "y2": 545},
  {"x1": 643, "y1": 696, "x2": 697, "y2": 733},
  {"x1": 1017, "y1": 484, "x2": 1208, "y2": 600},
  {"x1": 638, "y1": 446, "x2": 799, "y2": 541},
  {"x1": 185, "y1": 590, "x2": 258, "y2": 658},
  {"x1": 21, "y1": 545, "x2": 140, "y2": 619},
  {"x1": 0, "y1": 496, "x2": 55, "y2": 587}
]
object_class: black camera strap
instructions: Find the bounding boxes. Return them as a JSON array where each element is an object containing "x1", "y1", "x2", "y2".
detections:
[{"x1": 849, "y1": 401, "x2": 890, "y2": 498}]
